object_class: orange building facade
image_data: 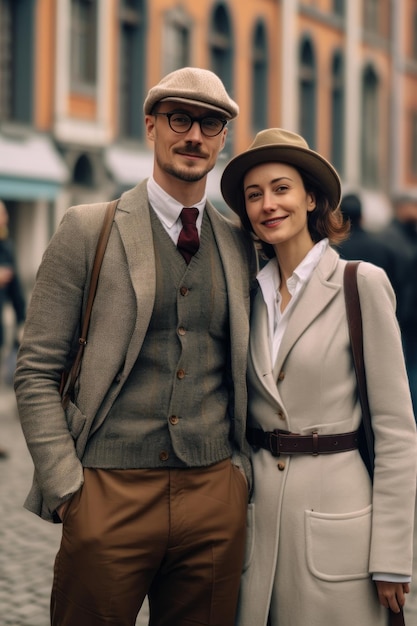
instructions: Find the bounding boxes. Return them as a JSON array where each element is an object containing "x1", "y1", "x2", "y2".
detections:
[{"x1": 1, "y1": 0, "x2": 417, "y2": 286}]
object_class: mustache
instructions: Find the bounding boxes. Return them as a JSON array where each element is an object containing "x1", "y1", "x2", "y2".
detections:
[{"x1": 175, "y1": 144, "x2": 207, "y2": 157}]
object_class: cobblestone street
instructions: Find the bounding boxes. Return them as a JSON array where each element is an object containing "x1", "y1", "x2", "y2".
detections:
[{"x1": 0, "y1": 384, "x2": 149, "y2": 626}]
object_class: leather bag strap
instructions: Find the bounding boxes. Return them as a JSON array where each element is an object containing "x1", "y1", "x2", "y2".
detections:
[
  {"x1": 389, "y1": 608, "x2": 406, "y2": 626},
  {"x1": 343, "y1": 261, "x2": 375, "y2": 478},
  {"x1": 61, "y1": 198, "x2": 119, "y2": 408},
  {"x1": 344, "y1": 261, "x2": 406, "y2": 626}
]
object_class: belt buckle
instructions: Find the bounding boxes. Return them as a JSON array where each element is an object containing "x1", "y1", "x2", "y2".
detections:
[
  {"x1": 312, "y1": 430, "x2": 319, "y2": 455},
  {"x1": 268, "y1": 430, "x2": 281, "y2": 457}
]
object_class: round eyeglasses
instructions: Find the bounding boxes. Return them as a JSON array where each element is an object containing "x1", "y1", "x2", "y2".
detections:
[{"x1": 153, "y1": 111, "x2": 227, "y2": 137}]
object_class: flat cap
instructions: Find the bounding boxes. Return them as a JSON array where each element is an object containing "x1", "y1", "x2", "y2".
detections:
[{"x1": 143, "y1": 67, "x2": 239, "y2": 120}]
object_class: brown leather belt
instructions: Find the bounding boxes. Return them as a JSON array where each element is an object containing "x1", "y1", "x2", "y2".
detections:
[{"x1": 246, "y1": 427, "x2": 359, "y2": 457}]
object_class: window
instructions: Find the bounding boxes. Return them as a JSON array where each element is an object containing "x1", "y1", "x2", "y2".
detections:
[
  {"x1": 331, "y1": 51, "x2": 345, "y2": 175},
  {"x1": 119, "y1": 0, "x2": 146, "y2": 139},
  {"x1": 73, "y1": 154, "x2": 94, "y2": 186},
  {"x1": 0, "y1": 0, "x2": 34, "y2": 123},
  {"x1": 333, "y1": 0, "x2": 345, "y2": 18},
  {"x1": 162, "y1": 7, "x2": 191, "y2": 75},
  {"x1": 209, "y1": 3, "x2": 235, "y2": 154},
  {"x1": 252, "y1": 21, "x2": 268, "y2": 132},
  {"x1": 209, "y1": 3, "x2": 233, "y2": 99},
  {"x1": 298, "y1": 38, "x2": 317, "y2": 149},
  {"x1": 412, "y1": 112, "x2": 417, "y2": 177},
  {"x1": 70, "y1": 0, "x2": 98, "y2": 90},
  {"x1": 361, "y1": 65, "x2": 379, "y2": 186},
  {"x1": 363, "y1": 0, "x2": 379, "y2": 35},
  {"x1": 413, "y1": 9, "x2": 417, "y2": 61}
]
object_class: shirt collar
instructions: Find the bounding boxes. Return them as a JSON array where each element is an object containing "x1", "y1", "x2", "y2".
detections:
[
  {"x1": 257, "y1": 238, "x2": 329, "y2": 297},
  {"x1": 288, "y1": 238, "x2": 329, "y2": 294},
  {"x1": 147, "y1": 176, "x2": 206, "y2": 230}
]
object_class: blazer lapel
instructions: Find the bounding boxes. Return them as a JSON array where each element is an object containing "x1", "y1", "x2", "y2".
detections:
[
  {"x1": 205, "y1": 203, "x2": 252, "y2": 381},
  {"x1": 115, "y1": 181, "x2": 156, "y2": 371},
  {"x1": 272, "y1": 246, "x2": 341, "y2": 380},
  {"x1": 205, "y1": 202, "x2": 249, "y2": 316}
]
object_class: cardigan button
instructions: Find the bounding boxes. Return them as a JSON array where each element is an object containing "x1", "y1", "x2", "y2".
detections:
[
  {"x1": 177, "y1": 369, "x2": 186, "y2": 379},
  {"x1": 278, "y1": 410, "x2": 285, "y2": 420},
  {"x1": 169, "y1": 415, "x2": 179, "y2": 425},
  {"x1": 180, "y1": 286, "x2": 189, "y2": 296},
  {"x1": 159, "y1": 451, "x2": 169, "y2": 461},
  {"x1": 277, "y1": 462, "x2": 286, "y2": 471},
  {"x1": 277, "y1": 370, "x2": 285, "y2": 381}
]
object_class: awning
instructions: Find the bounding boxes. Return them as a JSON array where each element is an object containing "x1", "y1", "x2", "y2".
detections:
[
  {"x1": 0, "y1": 133, "x2": 68, "y2": 201},
  {"x1": 104, "y1": 145, "x2": 153, "y2": 187}
]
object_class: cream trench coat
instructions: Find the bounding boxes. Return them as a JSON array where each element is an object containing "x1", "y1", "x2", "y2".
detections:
[
  {"x1": 236, "y1": 247, "x2": 417, "y2": 626},
  {"x1": 14, "y1": 181, "x2": 257, "y2": 522}
]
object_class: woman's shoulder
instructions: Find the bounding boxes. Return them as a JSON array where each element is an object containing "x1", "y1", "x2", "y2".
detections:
[{"x1": 353, "y1": 260, "x2": 396, "y2": 310}]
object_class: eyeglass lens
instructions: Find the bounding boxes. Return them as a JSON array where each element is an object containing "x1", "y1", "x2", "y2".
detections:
[{"x1": 167, "y1": 113, "x2": 225, "y2": 136}]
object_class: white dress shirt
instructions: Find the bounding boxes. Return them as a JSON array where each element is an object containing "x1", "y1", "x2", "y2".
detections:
[
  {"x1": 147, "y1": 176, "x2": 205, "y2": 243},
  {"x1": 257, "y1": 239, "x2": 328, "y2": 366}
]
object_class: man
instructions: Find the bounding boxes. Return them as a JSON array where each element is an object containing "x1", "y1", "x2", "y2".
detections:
[
  {"x1": 336, "y1": 193, "x2": 392, "y2": 272},
  {"x1": 381, "y1": 195, "x2": 417, "y2": 626},
  {"x1": 15, "y1": 67, "x2": 257, "y2": 626},
  {"x1": 378, "y1": 194, "x2": 417, "y2": 416}
]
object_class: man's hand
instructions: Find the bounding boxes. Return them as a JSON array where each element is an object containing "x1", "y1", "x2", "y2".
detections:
[
  {"x1": 56, "y1": 500, "x2": 71, "y2": 522},
  {"x1": 375, "y1": 580, "x2": 409, "y2": 613}
]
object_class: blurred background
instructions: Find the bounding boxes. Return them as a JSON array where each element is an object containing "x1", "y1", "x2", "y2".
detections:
[
  {"x1": 0, "y1": 0, "x2": 417, "y2": 295},
  {"x1": 1, "y1": 3, "x2": 417, "y2": 622}
]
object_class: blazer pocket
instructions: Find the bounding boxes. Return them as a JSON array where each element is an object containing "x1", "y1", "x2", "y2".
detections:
[
  {"x1": 242, "y1": 503, "x2": 255, "y2": 572},
  {"x1": 64, "y1": 400, "x2": 87, "y2": 441},
  {"x1": 305, "y1": 504, "x2": 372, "y2": 581}
]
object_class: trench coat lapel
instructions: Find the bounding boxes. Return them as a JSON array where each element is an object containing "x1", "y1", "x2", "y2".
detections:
[
  {"x1": 272, "y1": 246, "x2": 341, "y2": 380},
  {"x1": 114, "y1": 182, "x2": 156, "y2": 372},
  {"x1": 249, "y1": 288, "x2": 282, "y2": 403}
]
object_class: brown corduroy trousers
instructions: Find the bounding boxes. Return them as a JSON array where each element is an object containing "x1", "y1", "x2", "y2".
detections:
[{"x1": 50, "y1": 459, "x2": 248, "y2": 626}]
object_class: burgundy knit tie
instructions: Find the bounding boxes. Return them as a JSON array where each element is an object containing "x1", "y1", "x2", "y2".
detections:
[{"x1": 177, "y1": 207, "x2": 200, "y2": 264}]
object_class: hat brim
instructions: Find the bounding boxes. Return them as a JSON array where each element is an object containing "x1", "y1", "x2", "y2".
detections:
[
  {"x1": 160, "y1": 97, "x2": 232, "y2": 119},
  {"x1": 220, "y1": 144, "x2": 341, "y2": 220}
]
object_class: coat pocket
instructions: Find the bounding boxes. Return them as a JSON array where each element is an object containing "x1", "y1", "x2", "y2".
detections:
[
  {"x1": 64, "y1": 400, "x2": 87, "y2": 441},
  {"x1": 305, "y1": 504, "x2": 372, "y2": 581},
  {"x1": 242, "y1": 503, "x2": 255, "y2": 572}
]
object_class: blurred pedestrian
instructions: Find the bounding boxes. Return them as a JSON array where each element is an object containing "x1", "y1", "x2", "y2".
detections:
[
  {"x1": 0, "y1": 200, "x2": 26, "y2": 457},
  {"x1": 378, "y1": 195, "x2": 417, "y2": 416},
  {"x1": 15, "y1": 67, "x2": 257, "y2": 626},
  {"x1": 336, "y1": 193, "x2": 392, "y2": 272}
]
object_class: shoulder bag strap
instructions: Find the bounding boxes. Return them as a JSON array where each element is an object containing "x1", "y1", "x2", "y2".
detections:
[
  {"x1": 61, "y1": 198, "x2": 119, "y2": 408},
  {"x1": 344, "y1": 260, "x2": 374, "y2": 477},
  {"x1": 344, "y1": 261, "x2": 405, "y2": 626}
]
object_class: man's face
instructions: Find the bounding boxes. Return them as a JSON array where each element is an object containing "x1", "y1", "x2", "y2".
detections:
[{"x1": 145, "y1": 102, "x2": 227, "y2": 186}]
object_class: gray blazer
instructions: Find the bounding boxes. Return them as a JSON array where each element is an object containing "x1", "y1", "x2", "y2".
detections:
[{"x1": 15, "y1": 181, "x2": 256, "y2": 521}]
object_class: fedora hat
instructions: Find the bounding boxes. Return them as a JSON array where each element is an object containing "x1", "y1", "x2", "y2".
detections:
[
  {"x1": 221, "y1": 128, "x2": 341, "y2": 220},
  {"x1": 144, "y1": 67, "x2": 239, "y2": 120}
]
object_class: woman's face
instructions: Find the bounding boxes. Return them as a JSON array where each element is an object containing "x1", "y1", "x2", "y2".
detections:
[{"x1": 243, "y1": 162, "x2": 316, "y2": 253}]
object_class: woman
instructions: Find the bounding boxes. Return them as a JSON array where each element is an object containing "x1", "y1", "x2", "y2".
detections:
[{"x1": 220, "y1": 129, "x2": 417, "y2": 626}]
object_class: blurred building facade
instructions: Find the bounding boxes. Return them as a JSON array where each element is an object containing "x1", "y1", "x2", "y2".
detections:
[{"x1": 1, "y1": 0, "x2": 417, "y2": 289}]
